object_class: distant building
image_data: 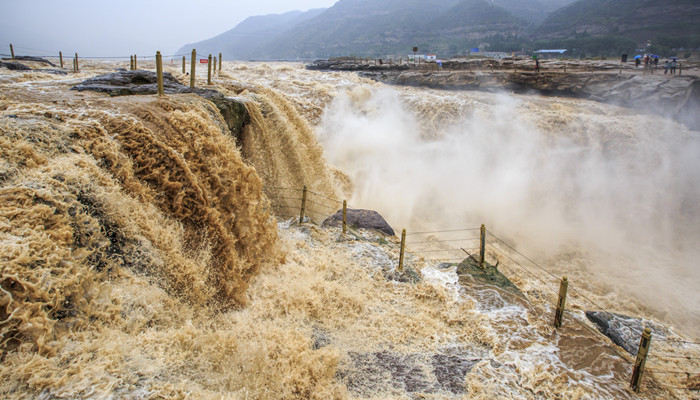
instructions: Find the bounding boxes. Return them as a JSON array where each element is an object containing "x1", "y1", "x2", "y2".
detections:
[
  {"x1": 479, "y1": 51, "x2": 509, "y2": 59},
  {"x1": 426, "y1": 55, "x2": 437, "y2": 61},
  {"x1": 534, "y1": 49, "x2": 567, "y2": 59}
]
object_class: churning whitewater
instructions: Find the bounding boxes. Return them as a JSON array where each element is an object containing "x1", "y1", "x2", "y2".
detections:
[{"x1": 1, "y1": 59, "x2": 698, "y2": 399}]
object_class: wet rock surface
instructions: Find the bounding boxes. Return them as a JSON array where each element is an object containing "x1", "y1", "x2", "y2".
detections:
[
  {"x1": 72, "y1": 70, "x2": 192, "y2": 96},
  {"x1": 1, "y1": 56, "x2": 66, "y2": 74},
  {"x1": 12, "y1": 56, "x2": 57, "y2": 67},
  {"x1": 322, "y1": 209, "x2": 395, "y2": 236},
  {"x1": 0, "y1": 61, "x2": 32, "y2": 71},
  {"x1": 72, "y1": 70, "x2": 250, "y2": 143},
  {"x1": 585, "y1": 311, "x2": 669, "y2": 355},
  {"x1": 307, "y1": 59, "x2": 410, "y2": 72},
  {"x1": 457, "y1": 256, "x2": 521, "y2": 295},
  {"x1": 1, "y1": 56, "x2": 57, "y2": 67},
  {"x1": 340, "y1": 350, "x2": 480, "y2": 396}
]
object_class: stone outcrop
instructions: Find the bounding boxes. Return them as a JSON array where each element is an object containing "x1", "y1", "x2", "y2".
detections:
[
  {"x1": 307, "y1": 59, "x2": 410, "y2": 72},
  {"x1": 322, "y1": 209, "x2": 395, "y2": 236},
  {"x1": 457, "y1": 256, "x2": 521, "y2": 295},
  {"x1": 341, "y1": 350, "x2": 481, "y2": 396},
  {"x1": 361, "y1": 70, "x2": 700, "y2": 128},
  {"x1": 0, "y1": 56, "x2": 65, "y2": 74},
  {"x1": 308, "y1": 59, "x2": 700, "y2": 131},
  {"x1": 0, "y1": 61, "x2": 32, "y2": 71},
  {"x1": 72, "y1": 70, "x2": 250, "y2": 143},
  {"x1": 585, "y1": 311, "x2": 669, "y2": 355}
]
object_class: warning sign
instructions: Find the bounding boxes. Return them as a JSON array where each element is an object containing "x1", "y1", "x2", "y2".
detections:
[{"x1": 200, "y1": 59, "x2": 208, "y2": 64}]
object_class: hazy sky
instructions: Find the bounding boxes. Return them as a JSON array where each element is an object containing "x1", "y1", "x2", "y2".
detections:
[{"x1": 0, "y1": 0, "x2": 338, "y2": 58}]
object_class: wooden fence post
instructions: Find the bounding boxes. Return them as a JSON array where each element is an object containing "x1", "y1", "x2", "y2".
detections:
[
  {"x1": 299, "y1": 185, "x2": 307, "y2": 224},
  {"x1": 190, "y1": 49, "x2": 196, "y2": 88},
  {"x1": 398, "y1": 229, "x2": 406, "y2": 271},
  {"x1": 342, "y1": 200, "x2": 347, "y2": 234},
  {"x1": 479, "y1": 224, "x2": 486, "y2": 268},
  {"x1": 156, "y1": 51, "x2": 164, "y2": 96},
  {"x1": 130, "y1": 55, "x2": 134, "y2": 70},
  {"x1": 219, "y1": 52, "x2": 222, "y2": 71},
  {"x1": 75, "y1": 53, "x2": 79, "y2": 72},
  {"x1": 213, "y1": 56, "x2": 217, "y2": 73},
  {"x1": 630, "y1": 328, "x2": 652, "y2": 392},
  {"x1": 207, "y1": 54, "x2": 212, "y2": 85},
  {"x1": 554, "y1": 276, "x2": 568, "y2": 328},
  {"x1": 182, "y1": 56, "x2": 185, "y2": 74},
  {"x1": 59, "y1": 51, "x2": 63, "y2": 68},
  {"x1": 134, "y1": 54, "x2": 137, "y2": 70},
  {"x1": 9, "y1": 44, "x2": 14, "y2": 59}
]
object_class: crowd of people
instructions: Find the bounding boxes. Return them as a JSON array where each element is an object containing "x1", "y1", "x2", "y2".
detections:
[{"x1": 635, "y1": 54, "x2": 679, "y2": 75}]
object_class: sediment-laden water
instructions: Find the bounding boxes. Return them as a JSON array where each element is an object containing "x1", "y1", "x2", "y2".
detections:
[{"x1": 1, "y1": 59, "x2": 698, "y2": 399}]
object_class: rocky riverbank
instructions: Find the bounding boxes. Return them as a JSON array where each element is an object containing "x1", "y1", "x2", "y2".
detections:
[{"x1": 307, "y1": 58, "x2": 700, "y2": 131}]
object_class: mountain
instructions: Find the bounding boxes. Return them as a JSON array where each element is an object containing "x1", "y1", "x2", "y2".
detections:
[
  {"x1": 533, "y1": 0, "x2": 700, "y2": 54},
  {"x1": 176, "y1": 8, "x2": 326, "y2": 60},
  {"x1": 260, "y1": 0, "x2": 528, "y2": 58},
  {"x1": 491, "y1": 0, "x2": 577, "y2": 24},
  {"x1": 179, "y1": 0, "x2": 700, "y2": 60}
]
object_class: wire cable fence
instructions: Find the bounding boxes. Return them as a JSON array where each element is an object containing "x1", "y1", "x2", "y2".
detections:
[
  {"x1": 3, "y1": 45, "x2": 190, "y2": 60},
  {"x1": 266, "y1": 186, "x2": 349, "y2": 227},
  {"x1": 487, "y1": 227, "x2": 700, "y2": 392}
]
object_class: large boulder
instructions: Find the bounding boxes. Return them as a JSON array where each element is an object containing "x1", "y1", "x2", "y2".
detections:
[{"x1": 322, "y1": 209, "x2": 395, "y2": 236}]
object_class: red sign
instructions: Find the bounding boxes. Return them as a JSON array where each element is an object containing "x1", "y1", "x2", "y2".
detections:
[{"x1": 200, "y1": 59, "x2": 208, "y2": 64}]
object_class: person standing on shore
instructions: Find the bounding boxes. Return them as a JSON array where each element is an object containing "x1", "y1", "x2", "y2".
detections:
[
  {"x1": 643, "y1": 55, "x2": 650, "y2": 74},
  {"x1": 664, "y1": 59, "x2": 670, "y2": 74},
  {"x1": 670, "y1": 59, "x2": 677, "y2": 75}
]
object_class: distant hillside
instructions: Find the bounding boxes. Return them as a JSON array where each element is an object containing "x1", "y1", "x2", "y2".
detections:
[
  {"x1": 176, "y1": 9, "x2": 326, "y2": 60},
  {"x1": 178, "y1": 0, "x2": 700, "y2": 60},
  {"x1": 534, "y1": 0, "x2": 700, "y2": 55},
  {"x1": 260, "y1": 0, "x2": 528, "y2": 58},
  {"x1": 491, "y1": 0, "x2": 577, "y2": 24}
]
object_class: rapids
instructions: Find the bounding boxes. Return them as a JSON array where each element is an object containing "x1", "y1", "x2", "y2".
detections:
[{"x1": 0, "y1": 58, "x2": 698, "y2": 399}]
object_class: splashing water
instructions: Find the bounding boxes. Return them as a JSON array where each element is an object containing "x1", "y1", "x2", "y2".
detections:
[{"x1": 1, "y1": 60, "x2": 698, "y2": 399}]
